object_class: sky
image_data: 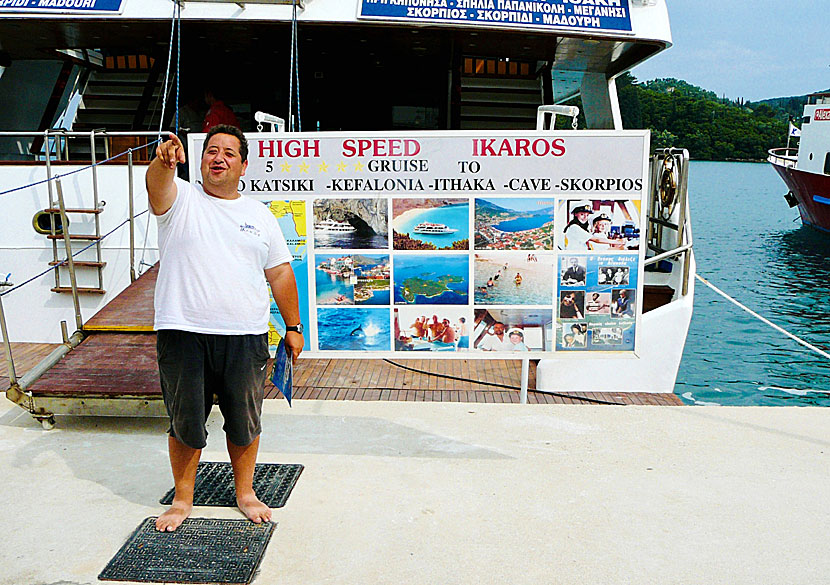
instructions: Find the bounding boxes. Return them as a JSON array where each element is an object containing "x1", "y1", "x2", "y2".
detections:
[{"x1": 631, "y1": 1, "x2": 829, "y2": 102}]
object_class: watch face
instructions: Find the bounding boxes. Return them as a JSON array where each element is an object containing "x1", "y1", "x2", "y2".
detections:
[{"x1": 288, "y1": 323, "x2": 304, "y2": 334}]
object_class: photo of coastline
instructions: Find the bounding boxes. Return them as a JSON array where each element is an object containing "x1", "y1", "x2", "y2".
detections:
[
  {"x1": 353, "y1": 254, "x2": 390, "y2": 305},
  {"x1": 474, "y1": 252, "x2": 553, "y2": 305},
  {"x1": 316, "y1": 308, "x2": 391, "y2": 352},
  {"x1": 474, "y1": 197, "x2": 555, "y2": 250},
  {"x1": 557, "y1": 199, "x2": 641, "y2": 251},
  {"x1": 313, "y1": 198, "x2": 388, "y2": 249},
  {"x1": 394, "y1": 307, "x2": 469, "y2": 352},
  {"x1": 392, "y1": 198, "x2": 469, "y2": 250},
  {"x1": 315, "y1": 253, "x2": 354, "y2": 305},
  {"x1": 472, "y1": 308, "x2": 553, "y2": 352},
  {"x1": 393, "y1": 254, "x2": 469, "y2": 305}
]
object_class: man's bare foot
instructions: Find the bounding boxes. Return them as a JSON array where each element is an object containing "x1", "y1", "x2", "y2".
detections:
[
  {"x1": 156, "y1": 501, "x2": 192, "y2": 532},
  {"x1": 237, "y1": 492, "x2": 272, "y2": 524}
]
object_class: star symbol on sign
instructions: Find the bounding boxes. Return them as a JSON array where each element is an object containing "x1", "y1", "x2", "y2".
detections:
[
  {"x1": 318, "y1": 161, "x2": 329, "y2": 173},
  {"x1": 336, "y1": 161, "x2": 348, "y2": 172},
  {"x1": 298, "y1": 162, "x2": 310, "y2": 173},
  {"x1": 280, "y1": 162, "x2": 292, "y2": 172},
  {"x1": 354, "y1": 161, "x2": 365, "y2": 172}
]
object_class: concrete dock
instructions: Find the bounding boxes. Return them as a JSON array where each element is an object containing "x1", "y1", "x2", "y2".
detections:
[{"x1": 1, "y1": 397, "x2": 829, "y2": 585}]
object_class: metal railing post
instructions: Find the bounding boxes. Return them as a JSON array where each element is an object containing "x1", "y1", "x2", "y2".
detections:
[
  {"x1": 128, "y1": 148, "x2": 136, "y2": 282},
  {"x1": 55, "y1": 179, "x2": 84, "y2": 331},
  {"x1": 0, "y1": 292, "x2": 17, "y2": 386},
  {"x1": 520, "y1": 357, "x2": 529, "y2": 404}
]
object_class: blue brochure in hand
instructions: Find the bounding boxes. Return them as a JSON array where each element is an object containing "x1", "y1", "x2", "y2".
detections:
[{"x1": 271, "y1": 338, "x2": 293, "y2": 407}]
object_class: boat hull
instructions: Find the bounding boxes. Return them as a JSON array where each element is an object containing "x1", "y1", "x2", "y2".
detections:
[{"x1": 770, "y1": 161, "x2": 830, "y2": 232}]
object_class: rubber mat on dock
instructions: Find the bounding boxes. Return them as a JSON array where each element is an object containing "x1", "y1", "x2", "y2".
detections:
[
  {"x1": 160, "y1": 462, "x2": 304, "y2": 508},
  {"x1": 99, "y1": 517, "x2": 275, "y2": 584}
]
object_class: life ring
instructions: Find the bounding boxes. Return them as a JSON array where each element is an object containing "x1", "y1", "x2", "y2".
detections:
[{"x1": 658, "y1": 155, "x2": 678, "y2": 219}]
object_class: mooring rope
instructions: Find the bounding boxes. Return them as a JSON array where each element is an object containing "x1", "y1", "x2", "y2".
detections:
[
  {"x1": 695, "y1": 273, "x2": 830, "y2": 361},
  {"x1": 288, "y1": 0, "x2": 301, "y2": 131}
]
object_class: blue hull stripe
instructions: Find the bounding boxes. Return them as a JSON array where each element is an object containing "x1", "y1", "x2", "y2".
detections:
[{"x1": 812, "y1": 195, "x2": 830, "y2": 205}]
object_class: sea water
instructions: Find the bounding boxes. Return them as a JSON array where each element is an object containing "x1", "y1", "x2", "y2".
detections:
[{"x1": 676, "y1": 161, "x2": 830, "y2": 405}]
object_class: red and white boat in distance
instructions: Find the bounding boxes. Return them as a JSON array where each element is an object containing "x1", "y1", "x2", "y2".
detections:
[{"x1": 768, "y1": 91, "x2": 830, "y2": 232}]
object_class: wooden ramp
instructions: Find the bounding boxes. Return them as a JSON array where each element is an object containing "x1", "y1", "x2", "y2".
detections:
[{"x1": 20, "y1": 265, "x2": 684, "y2": 411}]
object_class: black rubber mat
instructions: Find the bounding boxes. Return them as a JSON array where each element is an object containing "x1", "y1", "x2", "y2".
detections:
[
  {"x1": 160, "y1": 462, "x2": 304, "y2": 508},
  {"x1": 99, "y1": 517, "x2": 275, "y2": 584}
]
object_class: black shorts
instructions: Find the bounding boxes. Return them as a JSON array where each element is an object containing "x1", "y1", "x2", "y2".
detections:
[{"x1": 157, "y1": 330, "x2": 270, "y2": 449}]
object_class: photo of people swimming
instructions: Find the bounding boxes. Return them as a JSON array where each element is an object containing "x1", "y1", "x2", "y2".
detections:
[
  {"x1": 472, "y1": 308, "x2": 553, "y2": 352},
  {"x1": 474, "y1": 252, "x2": 553, "y2": 305},
  {"x1": 394, "y1": 307, "x2": 469, "y2": 352},
  {"x1": 557, "y1": 199, "x2": 640, "y2": 251}
]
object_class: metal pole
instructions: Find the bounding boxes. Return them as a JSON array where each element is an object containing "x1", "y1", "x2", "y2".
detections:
[
  {"x1": 520, "y1": 357, "x2": 529, "y2": 404},
  {"x1": 128, "y1": 149, "x2": 136, "y2": 282},
  {"x1": 55, "y1": 180, "x2": 84, "y2": 331},
  {"x1": 0, "y1": 293, "x2": 17, "y2": 386}
]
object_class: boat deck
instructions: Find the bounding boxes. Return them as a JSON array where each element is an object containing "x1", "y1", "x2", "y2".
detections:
[{"x1": 8, "y1": 265, "x2": 683, "y2": 407}]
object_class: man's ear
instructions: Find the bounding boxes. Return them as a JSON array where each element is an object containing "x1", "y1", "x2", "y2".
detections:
[{"x1": 241, "y1": 159, "x2": 249, "y2": 177}]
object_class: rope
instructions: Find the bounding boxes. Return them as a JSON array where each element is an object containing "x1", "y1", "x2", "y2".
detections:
[
  {"x1": 0, "y1": 210, "x2": 149, "y2": 298},
  {"x1": 0, "y1": 140, "x2": 160, "y2": 198},
  {"x1": 695, "y1": 274, "x2": 830, "y2": 361},
  {"x1": 288, "y1": 0, "x2": 301, "y2": 131},
  {"x1": 382, "y1": 359, "x2": 623, "y2": 405},
  {"x1": 158, "y1": 0, "x2": 181, "y2": 137}
]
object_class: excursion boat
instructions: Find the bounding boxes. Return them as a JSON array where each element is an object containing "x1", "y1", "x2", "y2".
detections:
[
  {"x1": 314, "y1": 219, "x2": 357, "y2": 233},
  {"x1": 768, "y1": 91, "x2": 830, "y2": 232},
  {"x1": 413, "y1": 222, "x2": 459, "y2": 235},
  {"x1": 0, "y1": 0, "x2": 696, "y2": 426}
]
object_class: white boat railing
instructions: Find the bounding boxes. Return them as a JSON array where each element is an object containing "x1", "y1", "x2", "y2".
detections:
[{"x1": 767, "y1": 147, "x2": 798, "y2": 169}]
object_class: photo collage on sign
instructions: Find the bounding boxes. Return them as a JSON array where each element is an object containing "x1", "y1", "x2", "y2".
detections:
[
  {"x1": 555, "y1": 199, "x2": 641, "y2": 351},
  {"x1": 303, "y1": 194, "x2": 640, "y2": 353}
]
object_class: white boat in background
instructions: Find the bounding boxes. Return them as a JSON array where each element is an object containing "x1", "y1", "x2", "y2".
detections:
[
  {"x1": 314, "y1": 219, "x2": 356, "y2": 233},
  {"x1": 413, "y1": 222, "x2": 458, "y2": 235},
  {"x1": 0, "y1": 0, "x2": 696, "y2": 424}
]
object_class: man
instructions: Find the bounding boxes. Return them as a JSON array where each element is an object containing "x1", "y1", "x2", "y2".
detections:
[
  {"x1": 559, "y1": 292, "x2": 584, "y2": 320},
  {"x1": 478, "y1": 321, "x2": 513, "y2": 351},
  {"x1": 147, "y1": 125, "x2": 304, "y2": 532},
  {"x1": 561, "y1": 257, "x2": 586, "y2": 285},
  {"x1": 203, "y1": 89, "x2": 240, "y2": 132}
]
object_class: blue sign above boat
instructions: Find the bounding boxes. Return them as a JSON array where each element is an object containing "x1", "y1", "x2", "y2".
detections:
[
  {"x1": 0, "y1": 0, "x2": 124, "y2": 13},
  {"x1": 358, "y1": 0, "x2": 632, "y2": 33}
]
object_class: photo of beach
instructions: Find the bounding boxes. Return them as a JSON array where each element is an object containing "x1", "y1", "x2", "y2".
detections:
[
  {"x1": 472, "y1": 308, "x2": 553, "y2": 352},
  {"x1": 557, "y1": 199, "x2": 641, "y2": 251},
  {"x1": 394, "y1": 307, "x2": 469, "y2": 352},
  {"x1": 393, "y1": 254, "x2": 469, "y2": 305},
  {"x1": 474, "y1": 197, "x2": 555, "y2": 250},
  {"x1": 315, "y1": 254, "x2": 355, "y2": 305},
  {"x1": 316, "y1": 308, "x2": 391, "y2": 352},
  {"x1": 353, "y1": 254, "x2": 390, "y2": 305},
  {"x1": 474, "y1": 252, "x2": 553, "y2": 305},
  {"x1": 392, "y1": 198, "x2": 469, "y2": 250},
  {"x1": 313, "y1": 198, "x2": 388, "y2": 249}
]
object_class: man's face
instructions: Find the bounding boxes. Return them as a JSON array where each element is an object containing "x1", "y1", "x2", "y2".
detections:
[
  {"x1": 200, "y1": 133, "x2": 248, "y2": 191},
  {"x1": 493, "y1": 323, "x2": 505, "y2": 336},
  {"x1": 563, "y1": 294, "x2": 574, "y2": 305},
  {"x1": 569, "y1": 258, "x2": 578, "y2": 267}
]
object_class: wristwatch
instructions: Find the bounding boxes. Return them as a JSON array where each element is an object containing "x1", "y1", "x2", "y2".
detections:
[{"x1": 285, "y1": 323, "x2": 304, "y2": 334}]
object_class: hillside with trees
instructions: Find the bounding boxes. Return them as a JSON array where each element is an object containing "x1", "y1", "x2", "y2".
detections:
[{"x1": 599, "y1": 74, "x2": 817, "y2": 161}]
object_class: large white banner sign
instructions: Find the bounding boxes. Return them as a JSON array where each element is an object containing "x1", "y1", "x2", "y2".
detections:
[{"x1": 188, "y1": 130, "x2": 649, "y2": 358}]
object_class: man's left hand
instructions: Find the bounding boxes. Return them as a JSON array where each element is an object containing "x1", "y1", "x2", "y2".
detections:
[{"x1": 284, "y1": 331, "x2": 304, "y2": 364}]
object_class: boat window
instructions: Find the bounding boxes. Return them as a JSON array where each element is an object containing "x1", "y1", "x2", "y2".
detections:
[
  {"x1": 802, "y1": 116, "x2": 811, "y2": 125},
  {"x1": 824, "y1": 153, "x2": 830, "y2": 175},
  {"x1": 32, "y1": 210, "x2": 66, "y2": 235}
]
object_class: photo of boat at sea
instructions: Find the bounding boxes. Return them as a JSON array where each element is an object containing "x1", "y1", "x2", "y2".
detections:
[
  {"x1": 315, "y1": 254, "x2": 355, "y2": 305},
  {"x1": 393, "y1": 254, "x2": 469, "y2": 305},
  {"x1": 316, "y1": 307, "x2": 391, "y2": 352},
  {"x1": 313, "y1": 198, "x2": 388, "y2": 249},
  {"x1": 392, "y1": 198, "x2": 469, "y2": 250},
  {"x1": 474, "y1": 252, "x2": 553, "y2": 305},
  {"x1": 353, "y1": 254, "x2": 390, "y2": 305},
  {"x1": 474, "y1": 197, "x2": 555, "y2": 250}
]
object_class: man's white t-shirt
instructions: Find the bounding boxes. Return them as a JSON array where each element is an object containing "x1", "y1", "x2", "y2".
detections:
[
  {"x1": 478, "y1": 333, "x2": 514, "y2": 351},
  {"x1": 153, "y1": 178, "x2": 293, "y2": 335}
]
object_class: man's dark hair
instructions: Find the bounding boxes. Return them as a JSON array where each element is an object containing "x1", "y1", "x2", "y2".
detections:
[{"x1": 203, "y1": 124, "x2": 248, "y2": 162}]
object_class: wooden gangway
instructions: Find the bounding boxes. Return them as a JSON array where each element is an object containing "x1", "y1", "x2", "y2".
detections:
[{"x1": 9, "y1": 266, "x2": 682, "y2": 424}]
